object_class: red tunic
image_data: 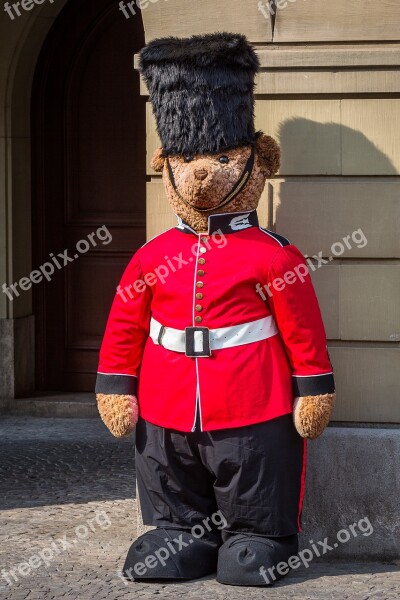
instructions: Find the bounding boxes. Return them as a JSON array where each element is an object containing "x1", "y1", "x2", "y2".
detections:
[{"x1": 96, "y1": 210, "x2": 334, "y2": 432}]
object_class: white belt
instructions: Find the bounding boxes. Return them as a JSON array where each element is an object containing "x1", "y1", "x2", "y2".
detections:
[{"x1": 149, "y1": 316, "x2": 278, "y2": 358}]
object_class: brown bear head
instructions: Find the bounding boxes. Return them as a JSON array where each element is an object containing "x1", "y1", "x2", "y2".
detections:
[{"x1": 151, "y1": 134, "x2": 280, "y2": 232}]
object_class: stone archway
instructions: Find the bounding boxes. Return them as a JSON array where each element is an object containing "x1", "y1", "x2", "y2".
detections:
[
  {"x1": 0, "y1": 2, "x2": 69, "y2": 397},
  {"x1": 31, "y1": 1, "x2": 146, "y2": 391},
  {"x1": 0, "y1": 1, "x2": 147, "y2": 397}
]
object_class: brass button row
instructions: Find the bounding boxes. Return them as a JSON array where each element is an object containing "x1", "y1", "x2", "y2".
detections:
[{"x1": 195, "y1": 253, "x2": 207, "y2": 322}]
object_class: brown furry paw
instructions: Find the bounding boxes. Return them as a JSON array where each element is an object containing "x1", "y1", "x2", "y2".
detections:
[
  {"x1": 96, "y1": 394, "x2": 138, "y2": 438},
  {"x1": 293, "y1": 393, "x2": 336, "y2": 439}
]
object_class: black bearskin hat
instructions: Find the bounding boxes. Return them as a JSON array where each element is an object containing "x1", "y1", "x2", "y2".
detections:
[{"x1": 139, "y1": 32, "x2": 260, "y2": 156}]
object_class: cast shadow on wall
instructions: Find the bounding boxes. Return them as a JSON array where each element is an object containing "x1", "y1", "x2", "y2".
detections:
[
  {"x1": 276, "y1": 118, "x2": 397, "y2": 177},
  {"x1": 273, "y1": 118, "x2": 397, "y2": 569}
]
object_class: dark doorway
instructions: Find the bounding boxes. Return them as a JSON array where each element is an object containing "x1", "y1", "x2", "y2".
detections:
[{"x1": 32, "y1": 0, "x2": 146, "y2": 391}]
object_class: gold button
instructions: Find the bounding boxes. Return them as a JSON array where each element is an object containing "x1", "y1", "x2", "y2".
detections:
[
  {"x1": 195, "y1": 304, "x2": 203, "y2": 312},
  {"x1": 197, "y1": 269, "x2": 205, "y2": 276},
  {"x1": 201, "y1": 237, "x2": 208, "y2": 243},
  {"x1": 198, "y1": 258, "x2": 206, "y2": 265},
  {"x1": 195, "y1": 316, "x2": 202, "y2": 323},
  {"x1": 196, "y1": 292, "x2": 203, "y2": 300},
  {"x1": 196, "y1": 281, "x2": 204, "y2": 288},
  {"x1": 200, "y1": 247, "x2": 206, "y2": 254}
]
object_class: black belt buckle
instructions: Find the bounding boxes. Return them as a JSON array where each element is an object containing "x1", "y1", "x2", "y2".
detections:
[{"x1": 185, "y1": 326, "x2": 212, "y2": 357}]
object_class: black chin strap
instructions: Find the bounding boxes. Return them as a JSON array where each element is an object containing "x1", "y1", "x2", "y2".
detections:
[{"x1": 166, "y1": 146, "x2": 255, "y2": 213}]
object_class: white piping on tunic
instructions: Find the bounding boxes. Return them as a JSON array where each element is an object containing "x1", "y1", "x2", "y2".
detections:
[
  {"x1": 258, "y1": 227, "x2": 289, "y2": 247},
  {"x1": 194, "y1": 358, "x2": 203, "y2": 432},
  {"x1": 292, "y1": 372, "x2": 333, "y2": 377},
  {"x1": 191, "y1": 233, "x2": 203, "y2": 432},
  {"x1": 97, "y1": 372, "x2": 137, "y2": 377}
]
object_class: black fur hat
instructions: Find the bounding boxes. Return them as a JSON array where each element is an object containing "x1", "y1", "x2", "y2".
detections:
[{"x1": 139, "y1": 32, "x2": 260, "y2": 156}]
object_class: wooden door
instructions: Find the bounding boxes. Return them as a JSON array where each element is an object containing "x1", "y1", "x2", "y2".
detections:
[{"x1": 32, "y1": 0, "x2": 146, "y2": 391}]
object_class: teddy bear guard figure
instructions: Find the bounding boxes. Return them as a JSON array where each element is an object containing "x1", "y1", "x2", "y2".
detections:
[{"x1": 95, "y1": 32, "x2": 336, "y2": 587}]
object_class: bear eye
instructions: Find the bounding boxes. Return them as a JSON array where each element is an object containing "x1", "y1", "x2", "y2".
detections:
[
  {"x1": 219, "y1": 155, "x2": 229, "y2": 164},
  {"x1": 184, "y1": 155, "x2": 193, "y2": 163}
]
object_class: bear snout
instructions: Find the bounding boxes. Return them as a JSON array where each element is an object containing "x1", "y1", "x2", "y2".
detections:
[{"x1": 194, "y1": 169, "x2": 208, "y2": 181}]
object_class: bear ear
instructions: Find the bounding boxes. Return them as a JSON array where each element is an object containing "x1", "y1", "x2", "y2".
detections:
[
  {"x1": 151, "y1": 147, "x2": 165, "y2": 172},
  {"x1": 255, "y1": 134, "x2": 281, "y2": 177}
]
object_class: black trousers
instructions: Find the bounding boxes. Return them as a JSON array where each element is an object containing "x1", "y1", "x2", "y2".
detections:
[{"x1": 135, "y1": 414, "x2": 306, "y2": 538}]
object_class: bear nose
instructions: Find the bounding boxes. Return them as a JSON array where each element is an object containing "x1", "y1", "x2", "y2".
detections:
[{"x1": 194, "y1": 169, "x2": 208, "y2": 181}]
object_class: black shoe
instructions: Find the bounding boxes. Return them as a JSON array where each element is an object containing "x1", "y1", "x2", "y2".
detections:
[
  {"x1": 123, "y1": 527, "x2": 220, "y2": 581},
  {"x1": 217, "y1": 533, "x2": 298, "y2": 586}
]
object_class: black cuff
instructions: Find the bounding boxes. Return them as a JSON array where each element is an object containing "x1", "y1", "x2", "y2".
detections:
[
  {"x1": 95, "y1": 373, "x2": 137, "y2": 396},
  {"x1": 292, "y1": 373, "x2": 335, "y2": 397}
]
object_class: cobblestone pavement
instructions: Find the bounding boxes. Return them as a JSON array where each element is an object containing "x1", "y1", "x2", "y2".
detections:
[{"x1": 1, "y1": 416, "x2": 399, "y2": 600}]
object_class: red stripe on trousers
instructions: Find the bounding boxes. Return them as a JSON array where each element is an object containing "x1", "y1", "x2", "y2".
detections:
[{"x1": 297, "y1": 438, "x2": 307, "y2": 532}]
